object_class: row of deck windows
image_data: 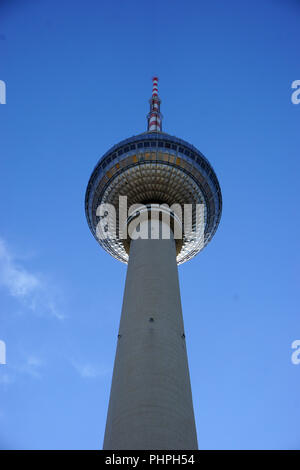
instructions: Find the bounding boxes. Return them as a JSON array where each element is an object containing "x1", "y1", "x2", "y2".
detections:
[
  {"x1": 100, "y1": 141, "x2": 202, "y2": 170},
  {"x1": 89, "y1": 142, "x2": 220, "y2": 201}
]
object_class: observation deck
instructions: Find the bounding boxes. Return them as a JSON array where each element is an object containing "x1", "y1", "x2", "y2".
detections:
[{"x1": 85, "y1": 131, "x2": 222, "y2": 264}]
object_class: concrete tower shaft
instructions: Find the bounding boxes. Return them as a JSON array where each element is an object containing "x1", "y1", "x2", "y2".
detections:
[{"x1": 103, "y1": 217, "x2": 198, "y2": 450}]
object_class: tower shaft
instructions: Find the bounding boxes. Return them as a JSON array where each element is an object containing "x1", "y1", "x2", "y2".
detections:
[{"x1": 103, "y1": 219, "x2": 198, "y2": 450}]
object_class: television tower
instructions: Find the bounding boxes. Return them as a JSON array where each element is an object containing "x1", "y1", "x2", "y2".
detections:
[{"x1": 85, "y1": 78, "x2": 222, "y2": 450}]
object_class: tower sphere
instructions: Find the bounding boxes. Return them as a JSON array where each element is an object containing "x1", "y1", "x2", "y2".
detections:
[{"x1": 85, "y1": 82, "x2": 222, "y2": 264}]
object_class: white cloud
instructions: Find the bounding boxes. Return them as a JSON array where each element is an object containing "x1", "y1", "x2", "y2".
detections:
[
  {"x1": 0, "y1": 238, "x2": 65, "y2": 320},
  {"x1": 0, "y1": 239, "x2": 40, "y2": 297},
  {"x1": 71, "y1": 360, "x2": 109, "y2": 379},
  {"x1": 18, "y1": 355, "x2": 43, "y2": 379},
  {"x1": 0, "y1": 355, "x2": 44, "y2": 386}
]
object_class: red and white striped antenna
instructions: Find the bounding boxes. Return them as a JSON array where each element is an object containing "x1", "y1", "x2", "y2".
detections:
[{"x1": 147, "y1": 76, "x2": 162, "y2": 132}]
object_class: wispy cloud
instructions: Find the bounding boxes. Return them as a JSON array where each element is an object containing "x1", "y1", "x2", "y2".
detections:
[
  {"x1": 0, "y1": 238, "x2": 65, "y2": 320},
  {"x1": 71, "y1": 360, "x2": 109, "y2": 379},
  {"x1": 18, "y1": 355, "x2": 43, "y2": 379},
  {"x1": 0, "y1": 355, "x2": 44, "y2": 387}
]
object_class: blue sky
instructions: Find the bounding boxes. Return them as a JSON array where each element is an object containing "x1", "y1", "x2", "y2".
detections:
[{"x1": 0, "y1": 0, "x2": 299, "y2": 450}]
